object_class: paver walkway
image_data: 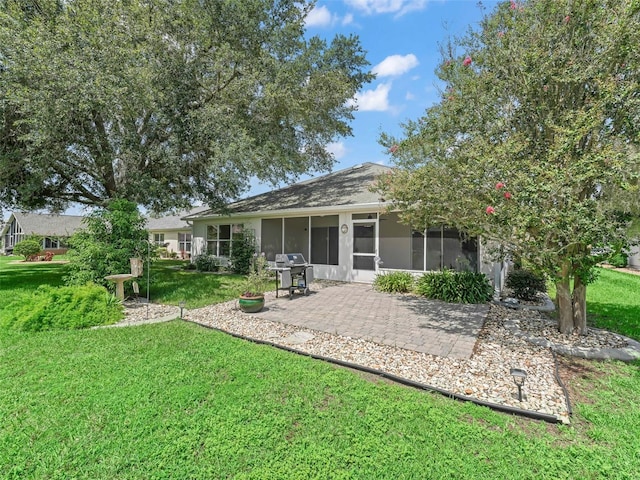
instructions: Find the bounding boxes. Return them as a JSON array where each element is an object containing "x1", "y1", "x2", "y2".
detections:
[{"x1": 253, "y1": 283, "x2": 489, "y2": 359}]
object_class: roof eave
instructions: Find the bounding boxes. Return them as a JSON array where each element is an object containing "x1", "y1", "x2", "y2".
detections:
[{"x1": 188, "y1": 201, "x2": 393, "y2": 221}]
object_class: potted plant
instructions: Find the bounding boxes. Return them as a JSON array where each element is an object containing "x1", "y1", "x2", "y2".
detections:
[{"x1": 238, "y1": 254, "x2": 271, "y2": 313}]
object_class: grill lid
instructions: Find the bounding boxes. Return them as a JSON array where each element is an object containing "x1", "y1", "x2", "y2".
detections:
[{"x1": 275, "y1": 253, "x2": 307, "y2": 266}]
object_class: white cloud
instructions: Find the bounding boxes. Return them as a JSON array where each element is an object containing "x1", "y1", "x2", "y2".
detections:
[
  {"x1": 349, "y1": 82, "x2": 392, "y2": 111},
  {"x1": 345, "y1": 0, "x2": 427, "y2": 16},
  {"x1": 306, "y1": 5, "x2": 354, "y2": 28},
  {"x1": 372, "y1": 54, "x2": 419, "y2": 77},
  {"x1": 326, "y1": 141, "x2": 348, "y2": 159},
  {"x1": 405, "y1": 91, "x2": 416, "y2": 100},
  {"x1": 306, "y1": 5, "x2": 332, "y2": 27}
]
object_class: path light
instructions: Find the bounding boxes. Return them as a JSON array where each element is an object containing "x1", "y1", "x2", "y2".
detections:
[
  {"x1": 510, "y1": 368, "x2": 527, "y2": 402},
  {"x1": 179, "y1": 300, "x2": 186, "y2": 319}
]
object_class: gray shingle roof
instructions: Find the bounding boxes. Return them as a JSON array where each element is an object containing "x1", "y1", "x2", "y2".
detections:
[
  {"x1": 146, "y1": 207, "x2": 208, "y2": 231},
  {"x1": 10, "y1": 212, "x2": 85, "y2": 236},
  {"x1": 187, "y1": 163, "x2": 391, "y2": 218}
]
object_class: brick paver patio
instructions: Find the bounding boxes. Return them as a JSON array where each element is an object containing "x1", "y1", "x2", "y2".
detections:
[{"x1": 253, "y1": 283, "x2": 489, "y2": 359}]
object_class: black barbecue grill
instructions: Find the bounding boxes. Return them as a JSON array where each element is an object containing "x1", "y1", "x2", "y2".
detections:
[{"x1": 272, "y1": 253, "x2": 313, "y2": 298}]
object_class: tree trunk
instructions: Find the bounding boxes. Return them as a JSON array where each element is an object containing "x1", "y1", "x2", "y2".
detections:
[
  {"x1": 572, "y1": 275, "x2": 587, "y2": 335},
  {"x1": 556, "y1": 263, "x2": 574, "y2": 334}
]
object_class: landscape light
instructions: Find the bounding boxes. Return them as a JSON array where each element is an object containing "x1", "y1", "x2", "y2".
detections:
[{"x1": 510, "y1": 368, "x2": 527, "y2": 402}]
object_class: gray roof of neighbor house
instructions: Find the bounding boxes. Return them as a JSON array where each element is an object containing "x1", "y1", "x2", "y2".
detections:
[
  {"x1": 146, "y1": 206, "x2": 209, "y2": 231},
  {"x1": 185, "y1": 163, "x2": 391, "y2": 219},
  {"x1": 4, "y1": 212, "x2": 85, "y2": 237}
]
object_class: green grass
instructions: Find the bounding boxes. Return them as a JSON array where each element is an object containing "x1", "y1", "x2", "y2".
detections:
[
  {"x1": 1, "y1": 322, "x2": 640, "y2": 479},
  {"x1": 0, "y1": 257, "x2": 257, "y2": 312},
  {"x1": 2, "y1": 257, "x2": 640, "y2": 477},
  {"x1": 0, "y1": 254, "x2": 68, "y2": 291},
  {"x1": 148, "y1": 260, "x2": 252, "y2": 308},
  {"x1": 584, "y1": 268, "x2": 640, "y2": 340}
]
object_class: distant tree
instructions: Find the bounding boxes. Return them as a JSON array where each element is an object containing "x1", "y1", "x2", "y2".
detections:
[
  {"x1": 65, "y1": 199, "x2": 150, "y2": 287},
  {"x1": 377, "y1": 0, "x2": 640, "y2": 334},
  {"x1": 0, "y1": 0, "x2": 373, "y2": 213}
]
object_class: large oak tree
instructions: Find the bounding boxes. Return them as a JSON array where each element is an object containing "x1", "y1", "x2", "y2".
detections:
[
  {"x1": 0, "y1": 0, "x2": 373, "y2": 212},
  {"x1": 377, "y1": 0, "x2": 640, "y2": 334}
]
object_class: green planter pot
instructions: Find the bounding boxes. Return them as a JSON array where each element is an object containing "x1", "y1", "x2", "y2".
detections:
[{"x1": 238, "y1": 295, "x2": 265, "y2": 313}]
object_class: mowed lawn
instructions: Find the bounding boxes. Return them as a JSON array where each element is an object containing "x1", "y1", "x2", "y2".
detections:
[{"x1": 1, "y1": 256, "x2": 640, "y2": 478}]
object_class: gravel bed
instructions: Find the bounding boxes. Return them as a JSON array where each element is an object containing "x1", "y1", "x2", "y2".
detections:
[{"x1": 122, "y1": 295, "x2": 572, "y2": 423}]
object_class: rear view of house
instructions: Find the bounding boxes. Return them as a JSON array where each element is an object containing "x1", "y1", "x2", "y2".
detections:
[{"x1": 185, "y1": 163, "x2": 492, "y2": 283}]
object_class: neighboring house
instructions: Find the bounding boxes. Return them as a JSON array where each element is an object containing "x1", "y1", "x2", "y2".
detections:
[
  {"x1": 184, "y1": 163, "x2": 494, "y2": 284},
  {"x1": 1, "y1": 212, "x2": 84, "y2": 255},
  {"x1": 146, "y1": 207, "x2": 207, "y2": 259}
]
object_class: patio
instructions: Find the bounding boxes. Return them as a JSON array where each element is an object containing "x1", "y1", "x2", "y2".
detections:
[{"x1": 252, "y1": 282, "x2": 488, "y2": 359}]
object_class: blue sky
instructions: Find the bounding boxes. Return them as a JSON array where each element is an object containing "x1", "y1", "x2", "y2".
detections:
[{"x1": 247, "y1": 0, "x2": 500, "y2": 195}]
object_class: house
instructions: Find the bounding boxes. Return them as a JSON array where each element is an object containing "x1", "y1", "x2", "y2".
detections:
[
  {"x1": 184, "y1": 163, "x2": 493, "y2": 283},
  {"x1": 1, "y1": 212, "x2": 84, "y2": 255},
  {"x1": 146, "y1": 207, "x2": 207, "y2": 259}
]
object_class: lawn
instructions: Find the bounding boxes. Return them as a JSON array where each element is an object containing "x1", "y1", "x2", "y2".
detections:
[
  {"x1": 0, "y1": 256, "x2": 251, "y2": 311},
  {"x1": 147, "y1": 260, "x2": 251, "y2": 308},
  {"x1": 1, "y1": 257, "x2": 640, "y2": 478},
  {"x1": 2, "y1": 322, "x2": 640, "y2": 479},
  {"x1": 584, "y1": 267, "x2": 640, "y2": 340}
]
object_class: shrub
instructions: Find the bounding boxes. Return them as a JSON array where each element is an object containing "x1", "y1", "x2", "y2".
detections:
[
  {"x1": 609, "y1": 252, "x2": 628, "y2": 268},
  {"x1": 0, "y1": 284, "x2": 123, "y2": 331},
  {"x1": 13, "y1": 239, "x2": 42, "y2": 260},
  {"x1": 229, "y1": 230, "x2": 256, "y2": 275},
  {"x1": 194, "y1": 254, "x2": 220, "y2": 272},
  {"x1": 415, "y1": 270, "x2": 493, "y2": 304},
  {"x1": 240, "y1": 254, "x2": 272, "y2": 296},
  {"x1": 505, "y1": 269, "x2": 547, "y2": 301},
  {"x1": 65, "y1": 199, "x2": 151, "y2": 287},
  {"x1": 373, "y1": 271, "x2": 415, "y2": 293}
]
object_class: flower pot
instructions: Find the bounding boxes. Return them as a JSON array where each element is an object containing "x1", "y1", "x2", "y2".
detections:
[{"x1": 238, "y1": 295, "x2": 265, "y2": 313}]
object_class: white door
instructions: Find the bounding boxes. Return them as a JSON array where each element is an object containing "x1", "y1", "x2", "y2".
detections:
[{"x1": 351, "y1": 219, "x2": 378, "y2": 282}]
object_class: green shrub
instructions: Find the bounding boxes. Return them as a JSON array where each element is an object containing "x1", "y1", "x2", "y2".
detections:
[
  {"x1": 65, "y1": 199, "x2": 151, "y2": 287},
  {"x1": 505, "y1": 269, "x2": 547, "y2": 301},
  {"x1": 194, "y1": 254, "x2": 220, "y2": 272},
  {"x1": 13, "y1": 239, "x2": 42, "y2": 260},
  {"x1": 0, "y1": 284, "x2": 123, "y2": 331},
  {"x1": 373, "y1": 271, "x2": 415, "y2": 293},
  {"x1": 415, "y1": 270, "x2": 493, "y2": 304},
  {"x1": 229, "y1": 231, "x2": 256, "y2": 275},
  {"x1": 609, "y1": 252, "x2": 628, "y2": 268}
]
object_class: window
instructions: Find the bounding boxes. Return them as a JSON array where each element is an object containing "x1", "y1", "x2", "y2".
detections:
[
  {"x1": 44, "y1": 237, "x2": 60, "y2": 249},
  {"x1": 261, "y1": 218, "x2": 283, "y2": 261},
  {"x1": 178, "y1": 232, "x2": 192, "y2": 253},
  {"x1": 411, "y1": 230, "x2": 424, "y2": 270},
  {"x1": 284, "y1": 217, "x2": 309, "y2": 260},
  {"x1": 207, "y1": 224, "x2": 241, "y2": 256},
  {"x1": 153, "y1": 233, "x2": 165, "y2": 246},
  {"x1": 310, "y1": 215, "x2": 339, "y2": 265},
  {"x1": 377, "y1": 214, "x2": 478, "y2": 272},
  {"x1": 379, "y1": 212, "x2": 412, "y2": 270},
  {"x1": 425, "y1": 227, "x2": 478, "y2": 272}
]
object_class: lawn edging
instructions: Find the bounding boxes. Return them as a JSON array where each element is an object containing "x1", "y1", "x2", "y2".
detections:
[{"x1": 188, "y1": 318, "x2": 566, "y2": 424}]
